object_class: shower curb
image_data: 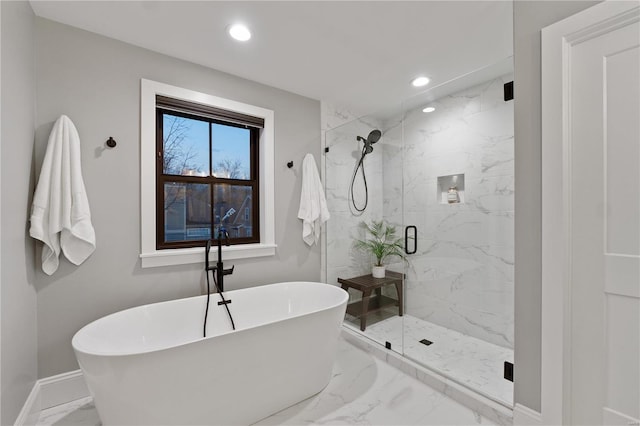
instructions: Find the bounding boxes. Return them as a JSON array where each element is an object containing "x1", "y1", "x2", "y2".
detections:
[{"x1": 341, "y1": 326, "x2": 513, "y2": 426}]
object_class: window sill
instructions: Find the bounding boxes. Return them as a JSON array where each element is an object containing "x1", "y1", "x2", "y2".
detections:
[{"x1": 140, "y1": 243, "x2": 277, "y2": 268}]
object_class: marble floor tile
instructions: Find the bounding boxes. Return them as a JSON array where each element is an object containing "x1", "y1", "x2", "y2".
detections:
[
  {"x1": 36, "y1": 397, "x2": 99, "y2": 426},
  {"x1": 346, "y1": 314, "x2": 513, "y2": 406},
  {"x1": 36, "y1": 336, "x2": 497, "y2": 426}
]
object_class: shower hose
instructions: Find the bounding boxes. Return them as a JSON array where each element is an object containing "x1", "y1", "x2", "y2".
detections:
[{"x1": 350, "y1": 144, "x2": 370, "y2": 212}]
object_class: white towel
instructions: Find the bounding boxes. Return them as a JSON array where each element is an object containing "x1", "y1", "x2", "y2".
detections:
[
  {"x1": 297, "y1": 153, "x2": 330, "y2": 246},
  {"x1": 29, "y1": 115, "x2": 96, "y2": 275}
]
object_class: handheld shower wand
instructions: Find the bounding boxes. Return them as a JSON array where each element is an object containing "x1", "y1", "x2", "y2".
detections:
[{"x1": 350, "y1": 130, "x2": 381, "y2": 212}]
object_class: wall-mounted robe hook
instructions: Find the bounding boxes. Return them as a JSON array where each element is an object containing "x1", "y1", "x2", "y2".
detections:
[
  {"x1": 287, "y1": 161, "x2": 294, "y2": 168},
  {"x1": 106, "y1": 137, "x2": 117, "y2": 148}
]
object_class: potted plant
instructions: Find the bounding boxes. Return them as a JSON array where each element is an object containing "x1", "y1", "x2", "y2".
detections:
[{"x1": 354, "y1": 220, "x2": 405, "y2": 278}]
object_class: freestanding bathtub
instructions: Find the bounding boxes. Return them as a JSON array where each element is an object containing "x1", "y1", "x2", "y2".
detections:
[{"x1": 72, "y1": 282, "x2": 348, "y2": 425}]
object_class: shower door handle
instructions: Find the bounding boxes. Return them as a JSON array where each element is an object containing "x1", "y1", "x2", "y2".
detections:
[{"x1": 404, "y1": 225, "x2": 417, "y2": 255}]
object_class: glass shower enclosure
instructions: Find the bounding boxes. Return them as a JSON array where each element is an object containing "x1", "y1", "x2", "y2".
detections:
[{"x1": 324, "y1": 58, "x2": 515, "y2": 407}]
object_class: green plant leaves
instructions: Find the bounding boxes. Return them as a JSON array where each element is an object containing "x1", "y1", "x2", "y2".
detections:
[{"x1": 354, "y1": 220, "x2": 405, "y2": 266}]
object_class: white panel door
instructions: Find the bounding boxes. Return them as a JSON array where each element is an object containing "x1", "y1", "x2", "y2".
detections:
[
  {"x1": 541, "y1": 2, "x2": 640, "y2": 425},
  {"x1": 567, "y1": 8, "x2": 639, "y2": 426}
]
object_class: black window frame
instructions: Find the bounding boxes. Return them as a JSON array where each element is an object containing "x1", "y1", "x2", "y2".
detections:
[{"x1": 155, "y1": 98, "x2": 261, "y2": 250}]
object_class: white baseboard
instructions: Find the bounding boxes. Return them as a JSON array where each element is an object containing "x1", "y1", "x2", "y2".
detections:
[
  {"x1": 603, "y1": 407, "x2": 640, "y2": 425},
  {"x1": 15, "y1": 370, "x2": 90, "y2": 426},
  {"x1": 513, "y1": 403, "x2": 543, "y2": 425},
  {"x1": 38, "y1": 369, "x2": 89, "y2": 409},
  {"x1": 14, "y1": 381, "x2": 41, "y2": 426}
]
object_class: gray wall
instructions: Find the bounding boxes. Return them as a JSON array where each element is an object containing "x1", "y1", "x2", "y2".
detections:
[
  {"x1": 1, "y1": 1, "x2": 38, "y2": 424},
  {"x1": 513, "y1": 0, "x2": 600, "y2": 412},
  {"x1": 34, "y1": 18, "x2": 321, "y2": 377}
]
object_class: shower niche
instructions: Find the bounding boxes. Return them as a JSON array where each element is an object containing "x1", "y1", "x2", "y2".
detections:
[{"x1": 437, "y1": 174, "x2": 465, "y2": 204}]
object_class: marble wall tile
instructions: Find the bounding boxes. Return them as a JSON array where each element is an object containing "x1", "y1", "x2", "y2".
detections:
[
  {"x1": 480, "y1": 74, "x2": 514, "y2": 112},
  {"x1": 410, "y1": 240, "x2": 514, "y2": 287},
  {"x1": 404, "y1": 175, "x2": 513, "y2": 214},
  {"x1": 403, "y1": 242, "x2": 514, "y2": 348},
  {"x1": 321, "y1": 101, "x2": 365, "y2": 132},
  {"x1": 407, "y1": 296, "x2": 514, "y2": 349},
  {"x1": 464, "y1": 175, "x2": 514, "y2": 212},
  {"x1": 421, "y1": 210, "x2": 514, "y2": 248},
  {"x1": 325, "y1": 112, "x2": 388, "y2": 290},
  {"x1": 382, "y1": 143, "x2": 403, "y2": 227},
  {"x1": 403, "y1": 136, "x2": 514, "y2": 181}
]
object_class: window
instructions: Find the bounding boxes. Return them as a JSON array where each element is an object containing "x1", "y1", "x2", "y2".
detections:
[
  {"x1": 140, "y1": 79, "x2": 276, "y2": 268},
  {"x1": 156, "y1": 96, "x2": 260, "y2": 249}
]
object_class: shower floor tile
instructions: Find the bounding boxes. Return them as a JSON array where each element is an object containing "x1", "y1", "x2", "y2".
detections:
[
  {"x1": 36, "y1": 336, "x2": 496, "y2": 426},
  {"x1": 346, "y1": 314, "x2": 514, "y2": 406}
]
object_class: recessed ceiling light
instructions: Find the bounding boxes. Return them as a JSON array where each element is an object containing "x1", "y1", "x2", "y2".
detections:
[
  {"x1": 228, "y1": 24, "x2": 251, "y2": 42},
  {"x1": 411, "y1": 76, "x2": 430, "y2": 87},
  {"x1": 422, "y1": 106, "x2": 436, "y2": 113}
]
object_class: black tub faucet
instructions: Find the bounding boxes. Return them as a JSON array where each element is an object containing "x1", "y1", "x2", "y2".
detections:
[{"x1": 205, "y1": 228, "x2": 234, "y2": 292}]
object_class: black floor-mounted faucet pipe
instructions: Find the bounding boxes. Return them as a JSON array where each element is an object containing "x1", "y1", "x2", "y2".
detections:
[
  {"x1": 205, "y1": 228, "x2": 234, "y2": 292},
  {"x1": 203, "y1": 228, "x2": 236, "y2": 337}
]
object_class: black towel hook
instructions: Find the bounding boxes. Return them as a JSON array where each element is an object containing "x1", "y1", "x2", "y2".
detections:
[
  {"x1": 287, "y1": 161, "x2": 294, "y2": 168},
  {"x1": 106, "y1": 137, "x2": 117, "y2": 148}
]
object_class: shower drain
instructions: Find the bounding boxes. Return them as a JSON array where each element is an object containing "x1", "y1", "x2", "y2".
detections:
[{"x1": 419, "y1": 339, "x2": 433, "y2": 346}]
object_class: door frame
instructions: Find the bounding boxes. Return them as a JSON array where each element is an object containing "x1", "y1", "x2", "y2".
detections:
[{"x1": 540, "y1": 2, "x2": 640, "y2": 425}]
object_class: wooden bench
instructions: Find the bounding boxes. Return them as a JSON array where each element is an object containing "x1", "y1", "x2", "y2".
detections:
[{"x1": 337, "y1": 271, "x2": 403, "y2": 331}]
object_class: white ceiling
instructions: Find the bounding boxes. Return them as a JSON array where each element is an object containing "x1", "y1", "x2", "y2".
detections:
[{"x1": 29, "y1": 1, "x2": 513, "y2": 116}]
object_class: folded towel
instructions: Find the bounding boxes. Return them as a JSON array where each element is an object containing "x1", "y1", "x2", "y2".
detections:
[
  {"x1": 297, "y1": 153, "x2": 330, "y2": 246},
  {"x1": 29, "y1": 115, "x2": 96, "y2": 275}
]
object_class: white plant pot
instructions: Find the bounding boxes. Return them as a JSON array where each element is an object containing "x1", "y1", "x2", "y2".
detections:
[{"x1": 372, "y1": 266, "x2": 386, "y2": 278}]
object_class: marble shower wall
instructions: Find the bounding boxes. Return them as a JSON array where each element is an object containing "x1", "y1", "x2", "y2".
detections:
[
  {"x1": 324, "y1": 113, "x2": 386, "y2": 288},
  {"x1": 381, "y1": 118, "x2": 403, "y2": 230},
  {"x1": 396, "y1": 74, "x2": 514, "y2": 348}
]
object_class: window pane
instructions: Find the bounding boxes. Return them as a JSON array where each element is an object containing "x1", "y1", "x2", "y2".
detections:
[
  {"x1": 213, "y1": 184, "x2": 253, "y2": 238},
  {"x1": 164, "y1": 182, "x2": 211, "y2": 242},
  {"x1": 162, "y1": 113, "x2": 210, "y2": 176},
  {"x1": 212, "y1": 124, "x2": 251, "y2": 180}
]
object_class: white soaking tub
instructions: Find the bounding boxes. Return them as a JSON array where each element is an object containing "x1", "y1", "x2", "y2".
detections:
[{"x1": 72, "y1": 282, "x2": 348, "y2": 425}]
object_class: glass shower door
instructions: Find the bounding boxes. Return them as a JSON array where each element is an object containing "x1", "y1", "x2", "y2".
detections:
[{"x1": 399, "y1": 58, "x2": 515, "y2": 406}]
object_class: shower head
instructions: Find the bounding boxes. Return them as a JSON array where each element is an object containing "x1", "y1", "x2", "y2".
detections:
[
  {"x1": 367, "y1": 129, "x2": 382, "y2": 144},
  {"x1": 357, "y1": 129, "x2": 382, "y2": 145},
  {"x1": 357, "y1": 129, "x2": 382, "y2": 155}
]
